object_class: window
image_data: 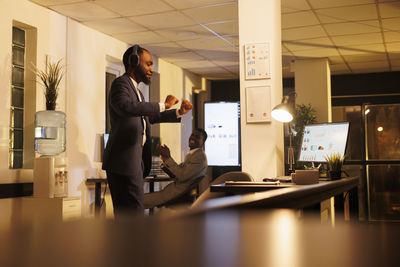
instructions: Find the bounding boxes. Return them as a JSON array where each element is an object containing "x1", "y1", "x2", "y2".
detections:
[{"x1": 10, "y1": 26, "x2": 25, "y2": 169}]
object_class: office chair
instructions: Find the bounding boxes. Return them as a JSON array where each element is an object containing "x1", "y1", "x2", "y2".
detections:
[
  {"x1": 156, "y1": 175, "x2": 206, "y2": 209},
  {"x1": 191, "y1": 171, "x2": 254, "y2": 208}
]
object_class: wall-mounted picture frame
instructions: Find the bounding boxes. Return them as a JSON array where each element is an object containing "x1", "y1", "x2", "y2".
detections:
[
  {"x1": 245, "y1": 86, "x2": 271, "y2": 123},
  {"x1": 244, "y1": 42, "x2": 270, "y2": 80}
]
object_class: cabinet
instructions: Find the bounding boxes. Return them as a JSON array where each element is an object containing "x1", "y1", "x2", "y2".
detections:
[{"x1": 20, "y1": 197, "x2": 81, "y2": 221}]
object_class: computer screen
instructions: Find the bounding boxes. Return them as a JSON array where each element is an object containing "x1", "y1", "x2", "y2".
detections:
[
  {"x1": 298, "y1": 122, "x2": 350, "y2": 163},
  {"x1": 204, "y1": 102, "x2": 241, "y2": 166}
]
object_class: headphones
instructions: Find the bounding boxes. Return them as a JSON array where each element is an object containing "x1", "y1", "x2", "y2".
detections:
[{"x1": 128, "y1": 44, "x2": 140, "y2": 68}]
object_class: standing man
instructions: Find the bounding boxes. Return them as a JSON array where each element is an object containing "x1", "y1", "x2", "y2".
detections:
[
  {"x1": 144, "y1": 128, "x2": 208, "y2": 209},
  {"x1": 102, "y1": 44, "x2": 192, "y2": 217}
]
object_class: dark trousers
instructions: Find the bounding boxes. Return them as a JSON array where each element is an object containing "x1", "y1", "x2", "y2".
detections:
[{"x1": 106, "y1": 171, "x2": 144, "y2": 217}]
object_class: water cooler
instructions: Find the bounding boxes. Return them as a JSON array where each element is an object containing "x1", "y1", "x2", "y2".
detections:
[
  {"x1": 34, "y1": 156, "x2": 68, "y2": 198},
  {"x1": 33, "y1": 110, "x2": 67, "y2": 198}
]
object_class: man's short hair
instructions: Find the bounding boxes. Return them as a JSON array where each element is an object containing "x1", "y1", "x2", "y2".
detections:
[
  {"x1": 196, "y1": 128, "x2": 208, "y2": 142},
  {"x1": 122, "y1": 45, "x2": 149, "y2": 71}
]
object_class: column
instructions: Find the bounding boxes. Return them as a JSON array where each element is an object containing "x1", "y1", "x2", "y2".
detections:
[
  {"x1": 294, "y1": 59, "x2": 332, "y2": 122},
  {"x1": 239, "y1": 0, "x2": 284, "y2": 180}
]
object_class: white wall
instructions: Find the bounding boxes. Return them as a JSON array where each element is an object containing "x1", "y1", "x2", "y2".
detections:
[
  {"x1": 158, "y1": 59, "x2": 206, "y2": 162},
  {"x1": 0, "y1": 0, "x2": 204, "y2": 217},
  {"x1": 0, "y1": 0, "x2": 67, "y2": 183},
  {"x1": 65, "y1": 18, "x2": 127, "y2": 214}
]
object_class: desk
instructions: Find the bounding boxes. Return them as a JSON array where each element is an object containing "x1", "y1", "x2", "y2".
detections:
[
  {"x1": 206, "y1": 177, "x2": 359, "y2": 221},
  {"x1": 1, "y1": 209, "x2": 399, "y2": 267},
  {"x1": 144, "y1": 175, "x2": 174, "y2": 193},
  {"x1": 85, "y1": 178, "x2": 107, "y2": 216}
]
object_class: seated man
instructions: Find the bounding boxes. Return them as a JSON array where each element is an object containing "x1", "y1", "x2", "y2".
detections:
[{"x1": 144, "y1": 128, "x2": 208, "y2": 209}]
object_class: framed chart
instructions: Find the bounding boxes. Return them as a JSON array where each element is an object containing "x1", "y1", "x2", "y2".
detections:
[{"x1": 244, "y1": 42, "x2": 270, "y2": 80}]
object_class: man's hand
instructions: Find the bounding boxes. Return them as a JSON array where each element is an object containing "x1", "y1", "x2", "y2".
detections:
[
  {"x1": 164, "y1": 95, "x2": 179, "y2": 109},
  {"x1": 156, "y1": 144, "x2": 171, "y2": 162},
  {"x1": 178, "y1": 100, "x2": 193, "y2": 115}
]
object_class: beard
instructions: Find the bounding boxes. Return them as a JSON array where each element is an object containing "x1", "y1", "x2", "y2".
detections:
[{"x1": 137, "y1": 65, "x2": 151, "y2": 85}]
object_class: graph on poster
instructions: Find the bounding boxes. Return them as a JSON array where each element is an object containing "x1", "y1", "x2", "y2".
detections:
[{"x1": 245, "y1": 42, "x2": 270, "y2": 80}]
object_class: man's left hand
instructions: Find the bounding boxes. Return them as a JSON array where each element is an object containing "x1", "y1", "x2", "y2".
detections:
[{"x1": 178, "y1": 100, "x2": 193, "y2": 115}]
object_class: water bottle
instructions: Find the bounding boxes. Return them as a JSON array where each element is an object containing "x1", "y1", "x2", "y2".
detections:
[{"x1": 34, "y1": 110, "x2": 66, "y2": 156}]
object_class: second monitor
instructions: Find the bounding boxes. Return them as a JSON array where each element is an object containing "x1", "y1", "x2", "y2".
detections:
[{"x1": 298, "y1": 122, "x2": 350, "y2": 163}]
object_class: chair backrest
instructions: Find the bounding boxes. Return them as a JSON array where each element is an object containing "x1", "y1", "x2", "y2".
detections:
[{"x1": 191, "y1": 171, "x2": 254, "y2": 208}]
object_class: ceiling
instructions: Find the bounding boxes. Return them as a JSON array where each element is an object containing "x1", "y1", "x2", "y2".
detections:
[{"x1": 29, "y1": 0, "x2": 400, "y2": 79}]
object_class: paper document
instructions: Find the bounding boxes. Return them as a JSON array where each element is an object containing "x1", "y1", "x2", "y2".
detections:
[{"x1": 224, "y1": 181, "x2": 280, "y2": 186}]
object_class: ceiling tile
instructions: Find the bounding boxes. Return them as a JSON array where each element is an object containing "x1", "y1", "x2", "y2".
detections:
[
  {"x1": 222, "y1": 35, "x2": 239, "y2": 46},
  {"x1": 315, "y1": 4, "x2": 378, "y2": 24},
  {"x1": 339, "y1": 43, "x2": 386, "y2": 55},
  {"x1": 379, "y1": 2, "x2": 400, "y2": 19},
  {"x1": 282, "y1": 11, "x2": 320, "y2": 29},
  {"x1": 391, "y1": 59, "x2": 400, "y2": 66},
  {"x1": 389, "y1": 53, "x2": 400, "y2": 61},
  {"x1": 293, "y1": 47, "x2": 340, "y2": 57},
  {"x1": 282, "y1": 25, "x2": 327, "y2": 41},
  {"x1": 163, "y1": 0, "x2": 233, "y2": 9},
  {"x1": 332, "y1": 32, "x2": 383, "y2": 46},
  {"x1": 392, "y1": 66, "x2": 400, "y2": 71},
  {"x1": 95, "y1": 0, "x2": 174, "y2": 17},
  {"x1": 349, "y1": 60, "x2": 389, "y2": 71},
  {"x1": 329, "y1": 63, "x2": 350, "y2": 73},
  {"x1": 84, "y1": 18, "x2": 146, "y2": 35},
  {"x1": 324, "y1": 20, "x2": 380, "y2": 36},
  {"x1": 189, "y1": 66, "x2": 233, "y2": 76},
  {"x1": 113, "y1": 31, "x2": 169, "y2": 45},
  {"x1": 384, "y1": 31, "x2": 400, "y2": 43},
  {"x1": 182, "y1": 2, "x2": 237, "y2": 24},
  {"x1": 328, "y1": 56, "x2": 345, "y2": 64},
  {"x1": 389, "y1": 52, "x2": 400, "y2": 60},
  {"x1": 307, "y1": 0, "x2": 374, "y2": 9},
  {"x1": 204, "y1": 20, "x2": 238, "y2": 36},
  {"x1": 50, "y1": 2, "x2": 119, "y2": 22},
  {"x1": 382, "y1": 18, "x2": 400, "y2": 31},
  {"x1": 177, "y1": 36, "x2": 233, "y2": 50},
  {"x1": 155, "y1": 25, "x2": 214, "y2": 42},
  {"x1": 174, "y1": 60, "x2": 218, "y2": 69},
  {"x1": 284, "y1": 38, "x2": 335, "y2": 51},
  {"x1": 129, "y1": 11, "x2": 195, "y2": 30},
  {"x1": 161, "y1": 51, "x2": 205, "y2": 63},
  {"x1": 30, "y1": 0, "x2": 82, "y2": 5},
  {"x1": 282, "y1": 51, "x2": 294, "y2": 57},
  {"x1": 195, "y1": 47, "x2": 238, "y2": 60},
  {"x1": 351, "y1": 60, "x2": 389, "y2": 69},
  {"x1": 386, "y1": 42, "x2": 400, "y2": 53},
  {"x1": 222, "y1": 64, "x2": 239, "y2": 73},
  {"x1": 143, "y1": 42, "x2": 187, "y2": 56},
  {"x1": 281, "y1": 0, "x2": 311, "y2": 14},
  {"x1": 343, "y1": 53, "x2": 387, "y2": 63},
  {"x1": 212, "y1": 59, "x2": 238, "y2": 67}
]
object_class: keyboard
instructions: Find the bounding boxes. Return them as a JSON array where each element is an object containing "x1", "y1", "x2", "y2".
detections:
[
  {"x1": 224, "y1": 181, "x2": 280, "y2": 186},
  {"x1": 263, "y1": 176, "x2": 292, "y2": 183}
]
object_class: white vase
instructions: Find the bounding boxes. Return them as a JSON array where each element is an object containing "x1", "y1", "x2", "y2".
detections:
[{"x1": 34, "y1": 110, "x2": 66, "y2": 156}]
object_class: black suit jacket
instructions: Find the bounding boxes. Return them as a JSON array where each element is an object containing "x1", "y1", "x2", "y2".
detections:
[{"x1": 102, "y1": 73, "x2": 180, "y2": 178}]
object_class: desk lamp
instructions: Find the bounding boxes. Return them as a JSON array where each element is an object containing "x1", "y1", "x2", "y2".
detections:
[{"x1": 271, "y1": 95, "x2": 295, "y2": 172}]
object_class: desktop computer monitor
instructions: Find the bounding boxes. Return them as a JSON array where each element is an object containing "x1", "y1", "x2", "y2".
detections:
[{"x1": 298, "y1": 122, "x2": 350, "y2": 163}]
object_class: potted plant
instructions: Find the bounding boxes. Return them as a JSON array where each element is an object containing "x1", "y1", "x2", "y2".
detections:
[
  {"x1": 33, "y1": 59, "x2": 66, "y2": 156},
  {"x1": 33, "y1": 59, "x2": 64, "y2": 110},
  {"x1": 291, "y1": 103, "x2": 317, "y2": 169},
  {"x1": 324, "y1": 153, "x2": 345, "y2": 180}
]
